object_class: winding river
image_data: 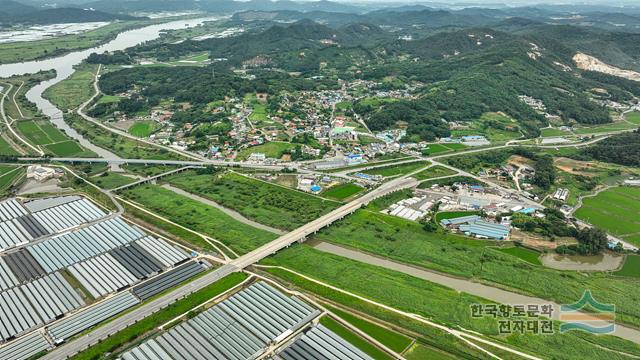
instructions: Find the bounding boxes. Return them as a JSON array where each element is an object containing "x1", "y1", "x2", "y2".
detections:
[{"x1": 0, "y1": 17, "x2": 217, "y2": 158}]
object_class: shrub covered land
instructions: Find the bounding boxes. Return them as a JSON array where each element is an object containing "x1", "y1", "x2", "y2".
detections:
[{"x1": 166, "y1": 171, "x2": 339, "y2": 230}]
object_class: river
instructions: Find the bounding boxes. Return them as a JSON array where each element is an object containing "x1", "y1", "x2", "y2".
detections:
[{"x1": 0, "y1": 17, "x2": 218, "y2": 158}]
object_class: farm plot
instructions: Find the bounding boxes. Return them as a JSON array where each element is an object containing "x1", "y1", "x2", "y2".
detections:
[
  {"x1": 16, "y1": 120, "x2": 92, "y2": 157},
  {"x1": 574, "y1": 187, "x2": 640, "y2": 247}
]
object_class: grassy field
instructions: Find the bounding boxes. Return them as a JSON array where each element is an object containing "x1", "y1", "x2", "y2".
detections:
[
  {"x1": 325, "y1": 304, "x2": 412, "y2": 353},
  {"x1": 90, "y1": 172, "x2": 136, "y2": 190},
  {"x1": 614, "y1": 255, "x2": 640, "y2": 278},
  {"x1": 15, "y1": 119, "x2": 94, "y2": 157},
  {"x1": 43, "y1": 64, "x2": 97, "y2": 110},
  {"x1": 0, "y1": 137, "x2": 19, "y2": 155},
  {"x1": 96, "y1": 95, "x2": 122, "y2": 105},
  {"x1": 497, "y1": 246, "x2": 542, "y2": 266},
  {"x1": 322, "y1": 183, "x2": 364, "y2": 200},
  {"x1": 236, "y1": 141, "x2": 297, "y2": 160},
  {"x1": 541, "y1": 128, "x2": 571, "y2": 137},
  {"x1": 574, "y1": 187, "x2": 640, "y2": 247},
  {"x1": 122, "y1": 164, "x2": 179, "y2": 177},
  {"x1": 413, "y1": 166, "x2": 457, "y2": 181},
  {"x1": 361, "y1": 161, "x2": 429, "y2": 177},
  {"x1": 70, "y1": 272, "x2": 248, "y2": 360},
  {"x1": 573, "y1": 121, "x2": 637, "y2": 135},
  {"x1": 166, "y1": 171, "x2": 339, "y2": 230},
  {"x1": 422, "y1": 143, "x2": 467, "y2": 155},
  {"x1": 625, "y1": 111, "x2": 640, "y2": 124},
  {"x1": 122, "y1": 184, "x2": 277, "y2": 254},
  {"x1": 263, "y1": 245, "x2": 640, "y2": 360},
  {"x1": 319, "y1": 316, "x2": 394, "y2": 360},
  {"x1": 404, "y1": 344, "x2": 457, "y2": 360},
  {"x1": 312, "y1": 208, "x2": 640, "y2": 328},
  {"x1": 128, "y1": 121, "x2": 159, "y2": 138},
  {"x1": 0, "y1": 20, "x2": 155, "y2": 64}
]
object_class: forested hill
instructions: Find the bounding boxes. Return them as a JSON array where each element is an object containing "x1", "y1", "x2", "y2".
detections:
[
  {"x1": 131, "y1": 20, "x2": 392, "y2": 65},
  {"x1": 0, "y1": 1, "x2": 138, "y2": 26}
]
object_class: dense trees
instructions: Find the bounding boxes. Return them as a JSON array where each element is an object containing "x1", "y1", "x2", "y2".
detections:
[
  {"x1": 532, "y1": 155, "x2": 556, "y2": 189},
  {"x1": 87, "y1": 51, "x2": 133, "y2": 65},
  {"x1": 557, "y1": 228, "x2": 609, "y2": 255},
  {"x1": 574, "y1": 130, "x2": 640, "y2": 166}
]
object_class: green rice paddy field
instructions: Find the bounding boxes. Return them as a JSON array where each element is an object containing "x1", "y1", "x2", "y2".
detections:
[
  {"x1": 322, "y1": 183, "x2": 363, "y2": 200},
  {"x1": 574, "y1": 187, "x2": 640, "y2": 247},
  {"x1": 16, "y1": 120, "x2": 94, "y2": 157}
]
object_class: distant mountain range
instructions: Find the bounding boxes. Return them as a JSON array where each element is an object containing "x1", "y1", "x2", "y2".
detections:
[{"x1": 0, "y1": 0, "x2": 138, "y2": 27}]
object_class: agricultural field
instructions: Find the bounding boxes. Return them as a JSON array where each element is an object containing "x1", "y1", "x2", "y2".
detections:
[
  {"x1": 361, "y1": 161, "x2": 429, "y2": 177},
  {"x1": 15, "y1": 120, "x2": 94, "y2": 157},
  {"x1": 0, "y1": 137, "x2": 19, "y2": 155},
  {"x1": 244, "y1": 94, "x2": 281, "y2": 129},
  {"x1": 497, "y1": 246, "x2": 542, "y2": 266},
  {"x1": 413, "y1": 166, "x2": 457, "y2": 181},
  {"x1": 236, "y1": 141, "x2": 297, "y2": 161},
  {"x1": 128, "y1": 121, "x2": 159, "y2": 138},
  {"x1": 0, "y1": 166, "x2": 25, "y2": 193},
  {"x1": 404, "y1": 344, "x2": 457, "y2": 360},
  {"x1": 311, "y1": 208, "x2": 640, "y2": 328},
  {"x1": 322, "y1": 183, "x2": 364, "y2": 200},
  {"x1": 122, "y1": 184, "x2": 278, "y2": 254},
  {"x1": 263, "y1": 245, "x2": 640, "y2": 360},
  {"x1": 574, "y1": 187, "x2": 640, "y2": 247},
  {"x1": 614, "y1": 255, "x2": 640, "y2": 278},
  {"x1": 166, "y1": 171, "x2": 339, "y2": 230},
  {"x1": 89, "y1": 172, "x2": 137, "y2": 190},
  {"x1": 0, "y1": 20, "x2": 154, "y2": 64},
  {"x1": 43, "y1": 64, "x2": 97, "y2": 110}
]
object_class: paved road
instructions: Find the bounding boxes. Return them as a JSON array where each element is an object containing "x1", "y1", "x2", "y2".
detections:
[
  {"x1": 43, "y1": 175, "x2": 418, "y2": 359},
  {"x1": 313, "y1": 242, "x2": 640, "y2": 343}
]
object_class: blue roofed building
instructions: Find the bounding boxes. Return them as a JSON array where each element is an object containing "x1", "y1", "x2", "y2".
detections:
[{"x1": 441, "y1": 215, "x2": 510, "y2": 240}]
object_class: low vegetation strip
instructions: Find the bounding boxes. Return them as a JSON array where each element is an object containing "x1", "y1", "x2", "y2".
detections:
[
  {"x1": 319, "y1": 316, "x2": 394, "y2": 360},
  {"x1": 313, "y1": 209, "x2": 640, "y2": 328},
  {"x1": 322, "y1": 183, "x2": 364, "y2": 200},
  {"x1": 574, "y1": 187, "x2": 640, "y2": 247},
  {"x1": 122, "y1": 184, "x2": 278, "y2": 254},
  {"x1": 263, "y1": 245, "x2": 640, "y2": 360},
  {"x1": 361, "y1": 160, "x2": 429, "y2": 177},
  {"x1": 166, "y1": 171, "x2": 339, "y2": 230},
  {"x1": 69, "y1": 272, "x2": 248, "y2": 360},
  {"x1": 324, "y1": 304, "x2": 413, "y2": 353}
]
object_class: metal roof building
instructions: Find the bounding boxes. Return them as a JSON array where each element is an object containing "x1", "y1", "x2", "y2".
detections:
[
  {"x1": 47, "y1": 291, "x2": 140, "y2": 343},
  {"x1": 132, "y1": 260, "x2": 207, "y2": 301},
  {"x1": 276, "y1": 324, "x2": 373, "y2": 360},
  {"x1": 459, "y1": 220, "x2": 510, "y2": 240},
  {"x1": 68, "y1": 253, "x2": 139, "y2": 298},
  {"x1": 135, "y1": 236, "x2": 189, "y2": 268},
  {"x1": 27, "y1": 218, "x2": 146, "y2": 273},
  {"x1": 122, "y1": 282, "x2": 320, "y2": 360},
  {"x1": 0, "y1": 330, "x2": 50, "y2": 360},
  {"x1": 440, "y1": 215, "x2": 481, "y2": 226},
  {"x1": 0, "y1": 272, "x2": 84, "y2": 342}
]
